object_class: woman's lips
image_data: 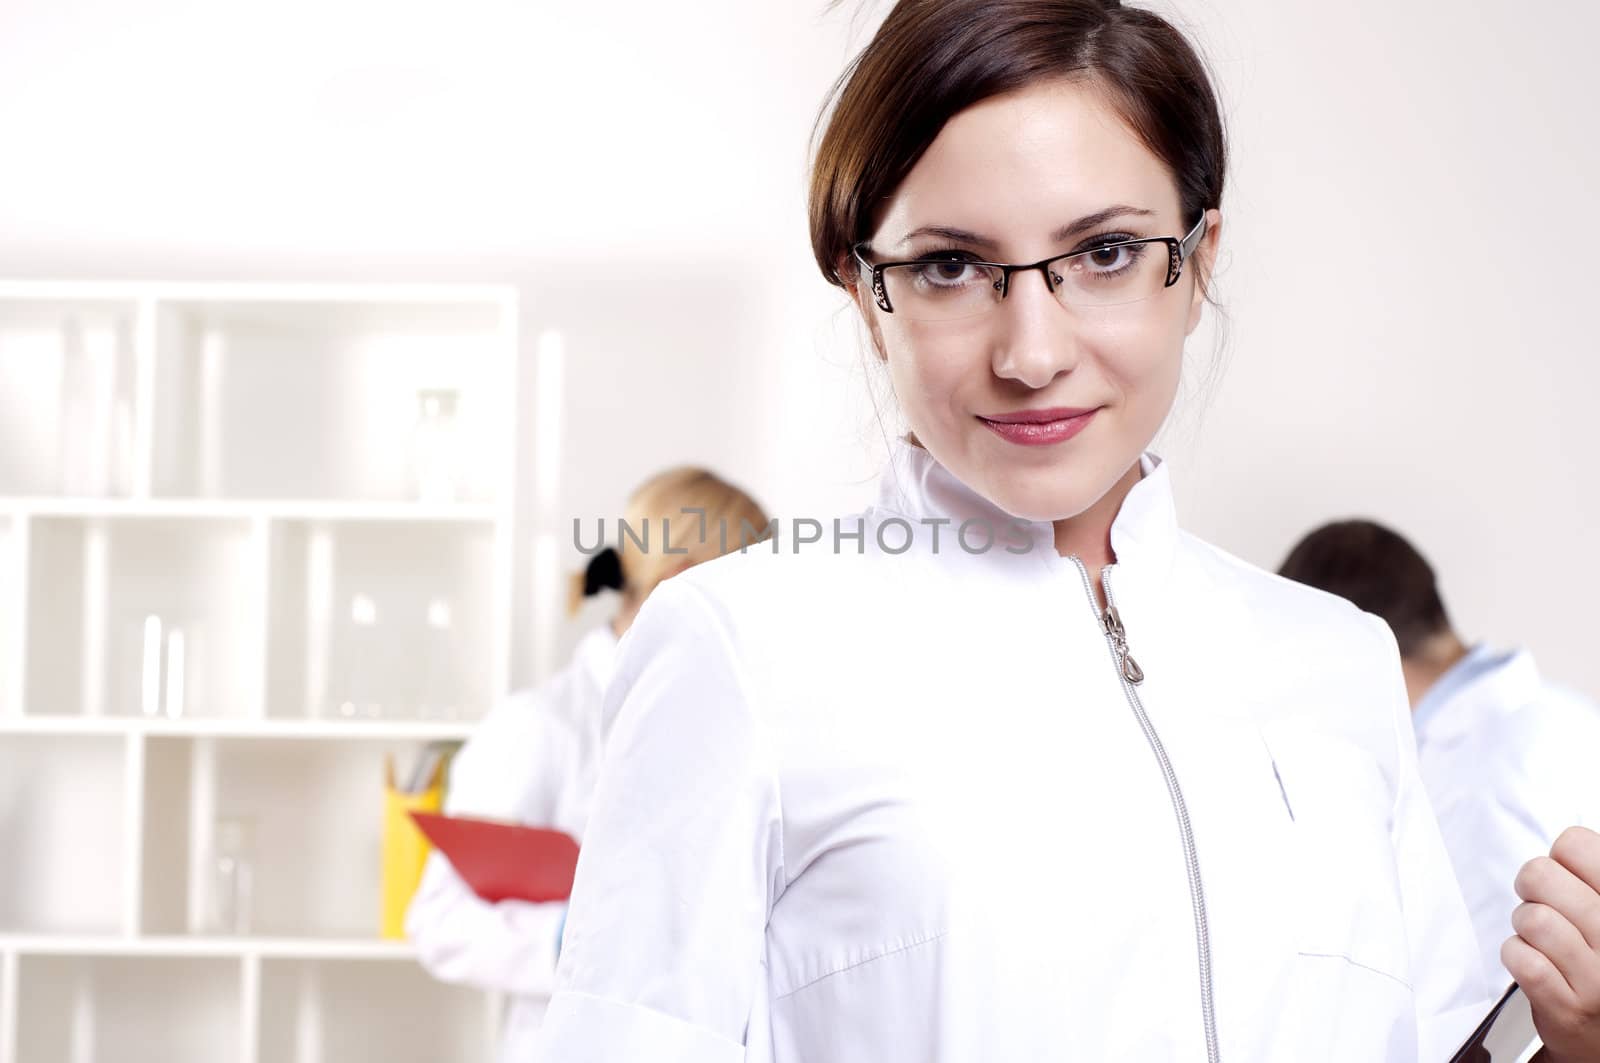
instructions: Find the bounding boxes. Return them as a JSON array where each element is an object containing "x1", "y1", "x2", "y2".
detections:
[{"x1": 977, "y1": 406, "x2": 1099, "y2": 446}]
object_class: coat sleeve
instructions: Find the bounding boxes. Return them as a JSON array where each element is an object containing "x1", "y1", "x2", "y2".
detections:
[
  {"x1": 405, "y1": 690, "x2": 570, "y2": 996},
  {"x1": 406, "y1": 854, "x2": 566, "y2": 996},
  {"x1": 536, "y1": 576, "x2": 784, "y2": 1063},
  {"x1": 1363, "y1": 615, "x2": 1498, "y2": 1059}
]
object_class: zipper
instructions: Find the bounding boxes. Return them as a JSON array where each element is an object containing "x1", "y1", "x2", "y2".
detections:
[
  {"x1": 1101, "y1": 604, "x2": 1145, "y2": 685},
  {"x1": 1069, "y1": 556, "x2": 1221, "y2": 1063}
]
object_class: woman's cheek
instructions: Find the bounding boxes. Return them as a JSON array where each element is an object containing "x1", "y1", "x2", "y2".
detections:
[
  {"x1": 888, "y1": 329, "x2": 981, "y2": 417},
  {"x1": 1088, "y1": 315, "x2": 1185, "y2": 399}
]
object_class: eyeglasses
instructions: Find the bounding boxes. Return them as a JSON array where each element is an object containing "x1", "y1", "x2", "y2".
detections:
[{"x1": 851, "y1": 215, "x2": 1208, "y2": 322}]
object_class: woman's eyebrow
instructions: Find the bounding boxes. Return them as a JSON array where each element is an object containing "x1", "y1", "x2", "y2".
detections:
[
  {"x1": 1052, "y1": 205, "x2": 1156, "y2": 241},
  {"x1": 895, "y1": 205, "x2": 1158, "y2": 253}
]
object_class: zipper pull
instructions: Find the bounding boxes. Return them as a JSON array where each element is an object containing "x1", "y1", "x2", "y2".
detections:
[{"x1": 1101, "y1": 605, "x2": 1146, "y2": 686}]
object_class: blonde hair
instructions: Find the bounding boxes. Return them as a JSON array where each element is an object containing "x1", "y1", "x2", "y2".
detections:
[{"x1": 567, "y1": 466, "x2": 770, "y2": 616}]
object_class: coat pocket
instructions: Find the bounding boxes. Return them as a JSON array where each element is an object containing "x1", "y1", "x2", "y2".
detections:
[{"x1": 1263, "y1": 728, "x2": 1411, "y2": 987}]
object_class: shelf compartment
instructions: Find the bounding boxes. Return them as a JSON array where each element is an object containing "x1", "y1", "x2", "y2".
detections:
[
  {"x1": 0, "y1": 298, "x2": 140, "y2": 499},
  {"x1": 150, "y1": 299, "x2": 510, "y2": 503},
  {"x1": 140, "y1": 737, "x2": 461, "y2": 940},
  {"x1": 0, "y1": 737, "x2": 126, "y2": 935},
  {"x1": 24, "y1": 517, "x2": 263, "y2": 719},
  {"x1": 266, "y1": 520, "x2": 495, "y2": 722},
  {"x1": 15, "y1": 954, "x2": 239, "y2": 1063},
  {"x1": 259, "y1": 957, "x2": 492, "y2": 1063}
]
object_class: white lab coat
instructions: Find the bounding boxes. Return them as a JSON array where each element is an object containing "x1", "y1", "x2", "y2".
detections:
[
  {"x1": 406, "y1": 624, "x2": 616, "y2": 1063},
  {"x1": 1413, "y1": 644, "x2": 1600, "y2": 988},
  {"x1": 538, "y1": 441, "x2": 1492, "y2": 1063}
]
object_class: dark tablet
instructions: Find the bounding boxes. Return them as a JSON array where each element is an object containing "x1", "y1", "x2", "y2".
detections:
[{"x1": 1449, "y1": 984, "x2": 1541, "y2": 1063}]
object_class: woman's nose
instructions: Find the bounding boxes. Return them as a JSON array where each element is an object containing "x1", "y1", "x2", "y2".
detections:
[{"x1": 989, "y1": 267, "x2": 1082, "y2": 390}]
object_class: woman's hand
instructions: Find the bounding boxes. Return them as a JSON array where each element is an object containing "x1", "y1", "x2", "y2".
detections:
[{"x1": 1504, "y1": 826, "x2": 1600, "y2": 1063}]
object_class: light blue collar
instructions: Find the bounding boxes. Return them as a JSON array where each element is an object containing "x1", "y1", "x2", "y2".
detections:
[{"x1": 1412, "y1": 642, "x2": 1518, "y2": 737}]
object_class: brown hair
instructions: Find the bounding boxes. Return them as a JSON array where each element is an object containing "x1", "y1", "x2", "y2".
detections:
[
  {"x1": 809, "y1": 0, "x2": 1226, "y2": 287},
  {"x1": 1277, "y1": 520, "x2": 1454, "y2": 657},
  {"x1": 567, "y1": 467, "x2": 770, "y2": 616}
]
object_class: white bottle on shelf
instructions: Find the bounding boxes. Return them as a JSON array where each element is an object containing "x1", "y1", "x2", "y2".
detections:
[
  {"x1": 139, "y1": 614, "x2": 163, "y2": 718},
  {"x1": 411, "y1": 388, "x2": 461, "y2": 505},
  {"x1": 205, "y1": 816, "x2": 255, "y2": 937}
]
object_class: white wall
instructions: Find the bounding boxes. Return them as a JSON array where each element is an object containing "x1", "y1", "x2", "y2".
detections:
[
  {"x1": 1162, "y1": 0, "x2": 1600, "y2": 698},
  {"x1": 1, "y1": 0, "x2": 1596, "y2": 696}
]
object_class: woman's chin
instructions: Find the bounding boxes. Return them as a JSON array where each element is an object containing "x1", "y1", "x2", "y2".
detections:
[{"x1": 977, "y1": 475, "x2": 1102, "y2": 525}]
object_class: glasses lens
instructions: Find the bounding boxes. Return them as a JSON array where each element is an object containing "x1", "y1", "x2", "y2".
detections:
[
  {"x1": 1049, "y1": 240, "x2": 1172, "y2": 308},
  {"x1": 879, "y1": 260, "x2": 1003, "y2": 322}
]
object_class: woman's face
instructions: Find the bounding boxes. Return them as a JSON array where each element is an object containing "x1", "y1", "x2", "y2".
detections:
[{"x1": 853, "y1": 78, "x2": 1220, "y2": 523}]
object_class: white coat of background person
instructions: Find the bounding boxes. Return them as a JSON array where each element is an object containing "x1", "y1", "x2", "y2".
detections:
[
  {"x1": 535, "y1": 3, "x2": 1600, "y2": 1061},
  {"x1": 1279, "y1": 519, "x2": 1600, "y2": 989},
  {"x1": 405, "y1": 467, "x2": 769, "y2": 1063}
]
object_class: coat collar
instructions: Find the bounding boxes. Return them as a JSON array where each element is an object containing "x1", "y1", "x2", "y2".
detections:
[
  {"x1": 1413, "y1": 645, "x2": 1541, "y2": 744},
  {"x1": 872, "y1": 437, "x2": 1181, "y2": 602}
]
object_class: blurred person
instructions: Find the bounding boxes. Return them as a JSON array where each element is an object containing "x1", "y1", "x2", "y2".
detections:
[
  {"x1": 1280, "y1": 519, "x2": 1600, "y2": 988},
  {"x1": 405, "y1": 466, "x2": 768, "y2": 1063}
]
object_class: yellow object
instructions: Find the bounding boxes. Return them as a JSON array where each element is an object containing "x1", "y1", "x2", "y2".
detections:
[{"x1": 380, "y1": 754, "x2": 445, "y2": 940}]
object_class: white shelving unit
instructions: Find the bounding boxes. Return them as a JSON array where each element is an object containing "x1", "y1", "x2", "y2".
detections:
[{"x1": 0, "y1": 282, "x2": 522, "y2": 1063}]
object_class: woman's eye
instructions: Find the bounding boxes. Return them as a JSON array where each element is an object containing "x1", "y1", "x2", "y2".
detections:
[
  {"x1": 910, "y1": 257, "x2": 982, "y2": 286},
  {"x1": 1088, "y1": 245, "x2": 1130, "y2": 269},
  {"x1": 1076, "y1": 241, "x2": 1146, "y2": 276}
]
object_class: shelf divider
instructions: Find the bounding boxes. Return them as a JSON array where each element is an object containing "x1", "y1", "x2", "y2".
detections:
[
  {"x1": 0, "y1": 948, "x2": 17, "y2": 1063},
  {"x1": 294, "y1": 960, "x2": 323, "y2": 1063},
  {"x1": 302, "y1": 527, "x2": 334, "y2": 722},
  {"x1": 4, "y1": 516, "x2": 27, "y2": 720},
  {"x1": 0, "y1": 717, "x2": 479, "y2": 740},
  {"x1": 0, "y1": 936, "x2": 424, "y2": 962},
  {"x1": 239, "y1": 953, "x2": 260, "y2": 1063},
  {"x1": 247, "y1": 517, "x2": 271, "y2": 722},
  {"x1": 188, "y1": 738, "x2": 217, "y2": 937},
  {"x1": 68, "y1": 961, "x2": 96, "y2": 1063},
  {"x1": 132, "y1": 298, "x2": 157, "y2": 500},
  {"x1": 80, "y1": 521, "x2": 108, "y2": 717},
  {"x1": 121, "y1": 735, "x2": 146, "y2": 938}
]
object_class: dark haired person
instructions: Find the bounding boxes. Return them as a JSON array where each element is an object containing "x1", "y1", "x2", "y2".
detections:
[
  {"x1": 1280, "y1": 520, "x2": 1600, "y2": 990},
  {"x1": 536, "y1": 3, "x2": 1600, "y2": 1061},
  {"x1": 405, "y1": 468, "x2": 765, "y2": 1063}
]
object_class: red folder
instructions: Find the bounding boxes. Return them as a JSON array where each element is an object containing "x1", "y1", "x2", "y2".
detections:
[{"x1": 409, "y1": 811, "x2": 580, "y2": 904}]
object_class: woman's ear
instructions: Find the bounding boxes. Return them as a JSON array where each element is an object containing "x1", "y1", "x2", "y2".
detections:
[{"x1": 1185, "y1": 208, "x2": 1223, "y2": 335}]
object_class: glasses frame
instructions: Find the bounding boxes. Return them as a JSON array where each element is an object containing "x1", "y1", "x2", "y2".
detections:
[{"x1": 852, "y1": 214, "x2": 1209, "y2": 315}]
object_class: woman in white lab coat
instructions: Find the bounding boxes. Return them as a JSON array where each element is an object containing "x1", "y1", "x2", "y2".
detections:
[
  {"x1": 405, "y1": 466, "x2": 768, "y2": 1062},
  {"x1": 536, "y1": 3, "x2": 1600, "y2": 1062}
]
